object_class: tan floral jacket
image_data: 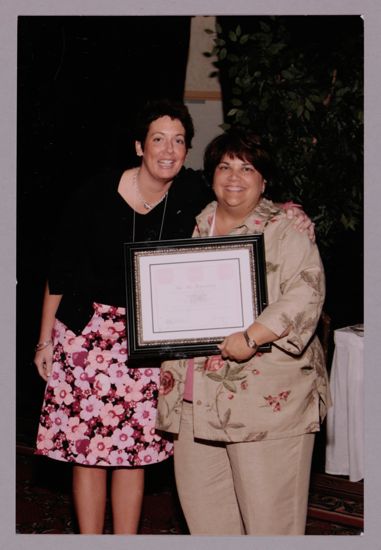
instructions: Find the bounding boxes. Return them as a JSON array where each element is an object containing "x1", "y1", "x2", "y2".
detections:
[{"x1": 156, "y1": 199, "x2": 332, "y2": 442}]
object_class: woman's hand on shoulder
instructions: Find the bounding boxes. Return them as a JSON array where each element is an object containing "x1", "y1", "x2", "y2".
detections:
[
  {"x1": 281, "y1": 202, "x2": 316, "y2": 243},
  {"x1": 34, "y1": 344, "x2": 53, "y2": 382}
]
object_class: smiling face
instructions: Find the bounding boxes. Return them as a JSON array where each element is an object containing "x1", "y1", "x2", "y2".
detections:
[
  {"x1": 212, "y1": 154, "x2": 265, "y2": 213},
  {"x1": 135, "y1": 116, "x2": 188, "y2": 185}
]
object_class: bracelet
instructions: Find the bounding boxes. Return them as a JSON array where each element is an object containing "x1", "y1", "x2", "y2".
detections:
[
  {"x1": 243, "y1": 330, "x2": 258, "y2": 351},
  {"x1": 35, "y1": 339, "x2": 53, "y2": 351}
]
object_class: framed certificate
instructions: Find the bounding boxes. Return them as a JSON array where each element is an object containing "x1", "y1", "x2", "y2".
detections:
[{"x1": 124, "y1": 234, "x2": 269, "y2": 363}]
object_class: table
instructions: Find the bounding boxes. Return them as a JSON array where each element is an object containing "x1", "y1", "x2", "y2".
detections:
[{"x1": 325, "y1": 325, "x2": 364, "y2": 482}]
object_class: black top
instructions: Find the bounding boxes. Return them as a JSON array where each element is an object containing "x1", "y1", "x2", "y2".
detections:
[{"x1": 49, "y1": 167, "x2": 214, "y2": 333}]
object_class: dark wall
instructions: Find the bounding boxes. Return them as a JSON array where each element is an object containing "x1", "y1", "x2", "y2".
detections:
[{"x1": 17, "y1": 16, "x2": 191, "y2": 432}]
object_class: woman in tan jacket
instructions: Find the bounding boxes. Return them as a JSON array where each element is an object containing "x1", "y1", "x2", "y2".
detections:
[{"x1": 156, "y1": 130, "x2": 331, "y2": 536}]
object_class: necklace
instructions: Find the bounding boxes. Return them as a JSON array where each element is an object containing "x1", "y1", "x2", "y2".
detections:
[
  {"x1": 132, "y1": 175, "x2": 169, "y2": 243},
  {"x1": 133, "y1": 169, "x2": 168, "y2": 211}
]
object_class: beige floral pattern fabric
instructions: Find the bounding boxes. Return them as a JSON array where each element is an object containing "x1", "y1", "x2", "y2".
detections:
[{"x1": 156, "y1": 199, "x2": 331, "y2": 443}]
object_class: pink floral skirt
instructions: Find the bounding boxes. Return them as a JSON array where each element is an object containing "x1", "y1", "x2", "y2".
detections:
[{"x1": 35, "y1": 303, "x2": 173, "y2": 467}]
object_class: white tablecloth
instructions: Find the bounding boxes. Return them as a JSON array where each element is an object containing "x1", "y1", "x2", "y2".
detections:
[{"x1": 325, "y1": 326, "x2": 364, "y2": 481}]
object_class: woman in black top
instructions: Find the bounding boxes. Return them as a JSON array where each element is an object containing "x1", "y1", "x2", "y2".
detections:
[{"x1": 34, "y1": 99, "x2": 313, "y2": 534}]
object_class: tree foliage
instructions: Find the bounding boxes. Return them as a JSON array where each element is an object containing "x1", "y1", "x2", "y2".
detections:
[{"x1": 208, "y1": 17, "x2": 363, "y2": 258}]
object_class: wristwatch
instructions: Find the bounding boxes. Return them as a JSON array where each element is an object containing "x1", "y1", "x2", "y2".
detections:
[{"x1": 243, "y1": 330, "x2": 258, "y2": 351}]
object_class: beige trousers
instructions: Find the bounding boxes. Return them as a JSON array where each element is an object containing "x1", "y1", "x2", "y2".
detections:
[{"x1": 174, "y1": 401, "x2": 315, "y2": 535}]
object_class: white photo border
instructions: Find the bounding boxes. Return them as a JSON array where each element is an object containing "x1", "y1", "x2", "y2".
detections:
[{"x1": 3, "y1": 2, "x2": 379, "y2": 550}]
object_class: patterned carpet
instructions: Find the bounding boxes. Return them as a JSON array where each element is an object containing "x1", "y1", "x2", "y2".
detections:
[{"x1": 16, "y1": 445, "x2": 363, "y2": 536}]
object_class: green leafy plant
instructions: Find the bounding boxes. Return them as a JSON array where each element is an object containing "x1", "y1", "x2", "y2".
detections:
[{"x1": 206, "y1": 17, "x2": 363, "y2": 258}]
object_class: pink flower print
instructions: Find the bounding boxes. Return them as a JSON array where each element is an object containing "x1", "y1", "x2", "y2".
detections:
[
  {"x1": 123, "y1": 378, "x2": 144, "y2": 402},
  {"x1": 111, "y1": 320, "x2": 125, "y2": 335},
  {"x1": 70, "y1": 398, "x2": 83, "y2": 415},
  {"x1": 89, "y1": 434, "x2": 113, "y2": 459},
  {"x1": 108, "y1": 363, "x2": 129, "y2": 385},
  {"x1": 67, "y1": 417, "x2": 88, "y2": 441},
  {"x1": 143, "y1": 425, "x2": 160, "y2": 443},
  {"x1": 53, "y1": 318, "x2": 67, "y2": 339},
  {"x1": 87, "y1": 348, "x2": 113, "y2": 371},
  {"x1": 109, "y1": 449, "x2": 130, "y2": 466},
  {"x1": 82, "y1": 314, "x2": 103, "y2": 334},
  {"x1": 50, "y1": 410, "x2": 69, "y2": 434},
  {"x1": 65, "y1": 372, "x2": 75, "y2": 385},
  {"x1": 73, "y1": 365, "x2": 96, "y2": 391},
  {"x1": 138, "y1": 447, "x2": 159, "y2": 465},
  {"x1": 72, "y1": 351, "x2": 88, "y2": 367},
  {"x1": 36, "y1": 426, "x2": 55, "y2": 450},
  {"x1": 93, "y1": 373, "x2": 111, "y2": 396},
  {"x1": 252, "y1": 369, "x2": 260, "y2": 375},
  {"x1": 263, "y1": 390, "x2": 291, "y2": 412},
  {"x1": 144, "y1": 387, "x2": 154, "y2": 401},
  {"x1": 139, "y1": 368, "x2": 157, "y2": 386},
  {"x1": 64, "y1": 332, "x2": 86, "y2": 353},
  {"x1": 48, "y1": 364, "x2": 66, "y2": 387},
  {"x1": 101, "y1": 319, "x2": 125, "y2": 340},
  {"x1": 204, "y1": 355, "x2": 225, "y2": 372},
  {"x1": 76, "y1": 450, "x2": 98, "y2": 466},
  {"x1": 80, "y1": 394, "x2": 103, "y2": 421},
  {"x1": 100, "y1": 403, "x2": 124, "y2": 427},
  {"x1": 111, "y1": 426, "x2": 135, "y2": 449},
  {"x1": 75, "y1": 438, "x2": 90, "y2": 456},
  {"x1": 53, "y1": 381, "x2": 74, "y2": 406},
  {"x1": 109, "y1": 342, "x2": 128, "y2": 363},
  {"x1": 53, "y1": 431, "x2": 66, "y2": 449},
  {"x1": 133, "y1": 400, "x2": 156, "y2": 424}
]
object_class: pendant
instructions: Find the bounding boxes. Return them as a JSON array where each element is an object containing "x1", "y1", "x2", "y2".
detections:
[{"x1": 143, "y1": 202, "x2": 152, "y2": 210}]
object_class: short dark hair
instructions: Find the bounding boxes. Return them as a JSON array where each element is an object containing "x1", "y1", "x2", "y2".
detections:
[
  {"x1": 203, "y1": 129, "x2": 273, "y2": 184},
  {"x1": 134, "y1": 99, "x2": 194, "y2": 150}
]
